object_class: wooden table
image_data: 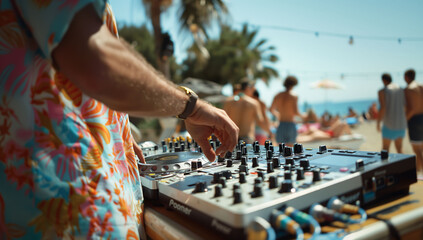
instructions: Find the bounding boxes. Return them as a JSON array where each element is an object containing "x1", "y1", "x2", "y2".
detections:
[{"x1": 145, "y1": 181, "x2": 423, "y2": 240}]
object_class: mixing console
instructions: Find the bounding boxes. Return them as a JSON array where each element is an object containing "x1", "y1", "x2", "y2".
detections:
[{"x1": 138, "y1": 138, "x2": 416, "y2": 239}]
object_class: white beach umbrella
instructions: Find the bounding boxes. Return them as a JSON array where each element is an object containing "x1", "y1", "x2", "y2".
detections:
[{"x1": 310, "y1": 79, "x2": 344, "y2": 110}]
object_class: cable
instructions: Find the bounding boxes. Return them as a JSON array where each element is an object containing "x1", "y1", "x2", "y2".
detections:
[
  {"x1": 247, "y1": 217, "x2": 276, "y2": 240},
  {"x1": 270, "y1": 210, "x2": 304, "y2": 240},
  {"x1": 282, "y1": 206, "x2": 321, "y2": 239},
  {"x1": 327, "y1": 197, "x2": 367, "y2": 223}
]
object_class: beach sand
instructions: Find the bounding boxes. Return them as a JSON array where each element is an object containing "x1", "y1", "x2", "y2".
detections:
[{"x1": 353, "y1": 120, "x2": 414, "y2": 155}]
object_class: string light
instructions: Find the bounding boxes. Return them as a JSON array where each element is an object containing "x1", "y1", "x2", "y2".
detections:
[{"x1": 239, "y1": 22, "x2": 423, "y2": 44}]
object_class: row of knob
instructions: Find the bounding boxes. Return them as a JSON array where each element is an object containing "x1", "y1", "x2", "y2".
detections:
[{"x1": 194, "y1": 168, "x2": 323, "y2": 204}]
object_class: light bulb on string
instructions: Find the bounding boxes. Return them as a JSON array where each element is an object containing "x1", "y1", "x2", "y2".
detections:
[{"x1": 349, "y1": 36, "x2": 354, "y2": 45}]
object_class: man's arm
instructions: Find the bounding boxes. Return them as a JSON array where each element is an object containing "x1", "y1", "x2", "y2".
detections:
[
  {"x1": 269, "y1": 94, "x2": 280, "y2": 120},
  {"x1": 377, "y1": 90, "x2": 385, "y2": 131},
  {"x1": 404, "y1": 88, "x2": 415, "y2": 120},
  {"x1": 53, "y1": 5, "x2": 187, "y2": 117},
  {"x1": 53, "y1": 4, "x2": 238, "y2": 160}
]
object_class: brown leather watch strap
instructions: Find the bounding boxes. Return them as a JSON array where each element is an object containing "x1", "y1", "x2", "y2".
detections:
[{"x1": 177, "y1": 86, "x2": 198, "y2": 119}]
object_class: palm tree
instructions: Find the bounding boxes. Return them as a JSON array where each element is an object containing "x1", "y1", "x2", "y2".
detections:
[
  {"x1": 182, "y1": 24, "x2": 279, "y2": 85},
  {"x1": 141, "y1": 0, "x2": 228, "y2": 79}
]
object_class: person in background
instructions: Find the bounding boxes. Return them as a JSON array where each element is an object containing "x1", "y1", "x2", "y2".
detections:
[
  {"x1": 252, "y1": 89, "x2": 275, "y2": 144},
  {"x1": 367, "y1": 102, "x2": 379, "y2": 120},
  {"x1": 270, "y1": 76, "x2": 302, "y2": 146},
  {"x1": 403, "y1": 69, "x2": 423, "y2": 179},
  {"x1": 377, "y1": 73, "x2": 407, "y2": 153},
  {"x1": 224, "y1": 79, "x2": 271, "y2": 144},
  {"x1": 0, "y1": 2, "x2": 238, "y2": 239}
]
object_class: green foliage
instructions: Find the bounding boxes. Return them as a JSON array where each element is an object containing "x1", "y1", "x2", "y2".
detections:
[
  {"x1": 181, "y1": 24, "x2": 279, "y2": 85},
  {"x1": 118, "y1": 25, "x2": 182, "y2": 83}
]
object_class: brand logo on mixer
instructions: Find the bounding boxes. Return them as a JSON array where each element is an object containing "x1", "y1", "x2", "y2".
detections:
[
  {"x1": 211, "y1": 219, "x2": 231, "y2": 234},
  {"x1": 169, "y1": 199, "x2": 192, "y2": 215}
]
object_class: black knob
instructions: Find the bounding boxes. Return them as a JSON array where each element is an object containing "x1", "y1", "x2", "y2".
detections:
[
  {"x1": 217, "y1": 156, "x2": 225, "y2": 163},
  {"x1": 180, "y1": 143, "x2": 185, "y2": 151},
  {"x1": 239, "y1": 165, "x2": 249, "y2": 175},
  {"x1": 269, "y1": 176, "x2": 278, "y2": 189},
  {"x1": 222, "y1": 170, "x2": 232, "y2": 179},
  {"x1": 279, "y1": 180, "x2": 293, "y2": 193},
  {"x1": 193, "y1": 181, "x2": 207, "y2": 193},
  {"x1": 213, "y1": 172, "x2": 223, "y2": 183},
  {"x1": 381, "y1": 150, "x2": 389, "y2": 160},
  {"x1": 236, "y1": 150, "x2": 242, "y2": 160},
  {"x1": 257, "y1": 171, "x2": 265, "y2": 180},
  {"x1": 191, "y1": 161, "x2": 198, "y2": 170},
  {"x1": 312, "y1": 169, "x2": 321, "y2": 182},
  {"x1": 272, "y1": 157, "x2": 280, "y2": 168},
  {"x1": 252, "y1": 157, "x2": 259, "y2": 168},
  {"x1": 294, "y1": 143, "x2": 303, "y2": 154},
  {"x1": 267, "y1": 162, "x2": 274, "y2": 173},
  {"x1": 233, "y1": 183, "x2": 241, "y2": 191},
  {"x1": 285, "y1": 158, "x2": 294, "y2": 165},
  {"x1": 284, "y1": 147, "x2": 293, "y2": 157},
  {"x1": 253, "y1": 183, "x2": 263, "y2": 197},
  {"x1": 319, "y1": 145, "x2": 327, "y2": 152},
  {"x1": 225, "y1": 151, "x2": 233, "y2": 159},
  {"x1": 241, "y1": 157, "x2": 248, "y2": 166},
  {"x1": 284, "y1": 164, "x2": 292, "y2": 171},
  {"x1": 197, "y1": 161, "x2": 202, "y2": 168},
  {"x1": 266, "y1": 150, "x2": 273, "y2": 160},
  {"x1": 214, "y1": 184, "x2": 223, "y2": 197},
  {"x1": 265, "y1": 140, "x2": 270, "y2": 150},
  {"x1": 226, "y1": 159, "x2": 233, "y2": 167},
  {"x1": 355, "y1": 159, "x2": 364, "y2": 171},
  {"x1": 216, "y1": 139, "x2": 221, "y2": 147},
  {"x1": 242, "y1": 146, "x2": 247, "y2": 155},
  {"x1": 254, "y1": 177, "x2": 263, "y2": 184},
  {"x1": 270, "y1": 145, "x2": 274, "y2": 153},
  {"x1": 284, "y1": 170, "x2": 292, "y2": 180},
  {"x1": 300, "y1": 159, "x2": 310, "y2": 170},
  {"x1": 219, "y1": 177, "x2": 227, "y2": 188},
  {"x1": 239, "y1": 172, "x2": 247, "y2": 184},
  {"x1": 296, "y1": 167, "x2": 305, "y2": 180},
  {"x1": 175, "y1": 146, "x2": 181, "y2": 152},
  {"x1": 279, "y1": 143, "x2": 285, "y2": 155},
  {"x1": 233, "y1": 189, "x2": 243, "y2": 204},
  {"x1": 254, "y1": 144, "x2": 260, "y2": 153}
]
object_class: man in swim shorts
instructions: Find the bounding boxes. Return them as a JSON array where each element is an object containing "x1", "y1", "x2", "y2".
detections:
[
  {"x1": 270, "y1": 76, "x2": 302, "y2": 146},
  {"x1": 377, "y1": 73, "x2": 407, "y2": 153},
  {"x1": 404, "y1": 69, "x2": 423, "y2": 178}
]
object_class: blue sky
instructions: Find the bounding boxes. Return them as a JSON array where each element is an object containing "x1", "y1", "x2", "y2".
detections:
[{"x1": 110, "y1": 0, "x2": 423, "y2": 106}]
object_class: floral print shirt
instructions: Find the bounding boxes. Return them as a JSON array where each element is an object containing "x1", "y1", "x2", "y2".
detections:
[{"x1": 0, "y1": 1, "x2": 144, "y2": 239}]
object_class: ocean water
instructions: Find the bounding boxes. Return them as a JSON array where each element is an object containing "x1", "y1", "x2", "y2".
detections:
[{"x1": 301, "y1": 99, "x2": 378, "y2": 117}]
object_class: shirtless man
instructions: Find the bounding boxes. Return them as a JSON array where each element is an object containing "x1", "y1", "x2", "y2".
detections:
[
  {"x1": 224, "y1": 80, "x2": 272, "y2": 144},
  {"x1": 403, "y1": 69, "x2": 423, "y2": 178},
  {"x1": 270, "y1": 76, "x2": 302, "y2": 146},
  {"x1": 253, "y1": 89, "x2": 276, "y2": 144}
]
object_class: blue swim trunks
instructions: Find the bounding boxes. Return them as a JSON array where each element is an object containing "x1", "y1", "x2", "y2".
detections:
[
  {"x1": 276, "y1": 121, "x2": 297, "y2": 144},
  {"x1": 382, "y1": 125, "x2": 406, "y2": 140}
]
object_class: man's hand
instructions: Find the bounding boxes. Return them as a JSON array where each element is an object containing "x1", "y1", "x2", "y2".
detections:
[
  {"x1": 185, "y1": 101, "x2": 239, "y2": 162},
  {"x1": 132, "y1": 138, "x2": 145, "y2": 163}
]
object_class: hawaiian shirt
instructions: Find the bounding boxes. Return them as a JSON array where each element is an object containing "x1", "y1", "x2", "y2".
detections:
[{"x1": 0, "y1": 1, "x2": 144, "y2": 239}]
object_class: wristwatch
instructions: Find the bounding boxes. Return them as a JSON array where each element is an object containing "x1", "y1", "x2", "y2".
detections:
[{"x1": 177, "y1": 86, "x2": 198, "y2": 119}]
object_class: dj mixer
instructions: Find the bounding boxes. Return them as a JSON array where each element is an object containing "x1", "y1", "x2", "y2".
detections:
[{"x1": 138, "y1": 138, "x2": 417, "y2": 239}]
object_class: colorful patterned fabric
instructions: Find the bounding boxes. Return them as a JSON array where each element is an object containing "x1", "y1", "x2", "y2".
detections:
[{"x1": 0, "y1": 1, "x2": 143, "y2": 239}]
